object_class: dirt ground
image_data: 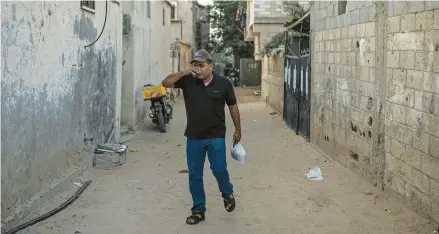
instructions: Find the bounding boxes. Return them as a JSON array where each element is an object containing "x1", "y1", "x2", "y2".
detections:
[{"x1": 16, "y1": 88, "x2": 437, "y2": 234}]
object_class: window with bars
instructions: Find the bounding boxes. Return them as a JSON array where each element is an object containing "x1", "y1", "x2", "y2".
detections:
[{"x1": 81, "y1": 1, "x2": 95, "y2": 10}]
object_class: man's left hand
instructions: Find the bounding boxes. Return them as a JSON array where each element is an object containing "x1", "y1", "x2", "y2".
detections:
[{"x1": 233, "y1": 130, "x2": 242, "y2": 144}]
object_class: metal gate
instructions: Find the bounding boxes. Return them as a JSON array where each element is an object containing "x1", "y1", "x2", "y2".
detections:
[{"x1": 283, "y1": 30, "x2": 311, "y2": 141}]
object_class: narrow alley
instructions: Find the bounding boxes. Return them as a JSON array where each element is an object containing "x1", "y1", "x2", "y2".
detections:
[{"x1": 18, "y1": 89, "x2": 435, "y2": 234}]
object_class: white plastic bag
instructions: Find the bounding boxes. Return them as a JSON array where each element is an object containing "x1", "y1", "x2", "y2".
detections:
[
  {"x1": 231, "y1": 143, "x2": 246, "y2": 164},
  {"x1": 305, "y1": 167, "x2": 325, "y2": 181}
]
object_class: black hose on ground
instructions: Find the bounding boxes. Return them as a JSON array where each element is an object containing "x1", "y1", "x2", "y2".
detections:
[{"x1": 4, "y1": 180, "x2": 92, "y2": 234}]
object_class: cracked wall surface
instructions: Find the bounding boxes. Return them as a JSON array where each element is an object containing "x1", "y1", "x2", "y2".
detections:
[
  {"x1": 1, "y1": 1, "x2": 122, "y2": 228},
  {"x1": 310, "y1": 0, "x2": 439, "y2": 224}
]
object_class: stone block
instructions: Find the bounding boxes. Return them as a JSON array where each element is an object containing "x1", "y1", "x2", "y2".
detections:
[
  {"x1": 346, "y1": 1, "x2": 358, "y2": 12},
  {"x1": 431, "y1": 179, "x2": 439, "y2": 204},
  {"x1": 407, "y1": 70, "x2": 424, "y2": 90},
  {"x1": 400, "y1": 13, "x2": 416, "y2": 32},
  {"x1": 387, "y1": 51, "x2": 400, "y2": 68},
  {"x1": 414, "y1": 91, "x2": 434, "y2": 114},
  {"x1": 392, "y1": 103, "x2": 406, "y2": 124},
  {"x1": 385, "y1": 171, "x2": 407, "y2": 198},
  {"x1": 369, "y1": 6, "x2": 377, "y2": 22},
  {"x1": 387, "y1": 16, "x2": 401, "y2": 33},
  {"x1": 424, "y1": 113, "x2": 439, "y2": 137},
  {"x1": 405, "y1": 184, "x2": 430, "y2": 217},
  {"x1": 390, "y1": 32, "x2": 425, "y2": 51},
  {"x1": 433, "y1": 94, "x2": 439, "y2": 116},
  {"x1": 423, "y1": 72, "x2": 439, "y2": 94},
  {"x1": 400, "y1": 51, "x2": 415, "y2": 70},
  {"x1": 431, "y1": 193, "x2": 439, "y2": 224},
  {"x1": 408, "y1": 1, "x2": 425, "y2": 14},
  {"x1": 413, "y1": 131, "x2": 430, "y2": 155},
  {"x1": 420, "y1": 153, "x2": 439, "y2": 181},
  {"x1": 369, "y1": 67, "x2": 376, "y2": 83},
  {"x1": 415, "y1": 10, "x2": 434, "y2": 31},
  {"x1": 425, "y1": 30, "x2": 439, "y2": 52},
  {"x1": 415, "y1": 52, "x2": 434, "y2": 72},
  {"x1": 359, "y1": 6, "x2": 369, "y2": 23},
  {"x1": 391, "y1": 137, "x2": 406, "y2": 160},
  {"x1": 410, "y1": 167, "x2": 430, "y2": 194},
  {"x1": 429, "y1": 135, "x2": 439, "y2": 159},
  {"x1": 348, "y1": 25, "x2": 357, "y2": 38}
]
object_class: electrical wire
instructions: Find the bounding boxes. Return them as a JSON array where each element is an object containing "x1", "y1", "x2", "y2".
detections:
[
  {"x1": 4, "y1": 180, "x2": 92, "y2": 234},
  {"x1": 84, "y1": 0, "x2": 108, "y2": 48}
]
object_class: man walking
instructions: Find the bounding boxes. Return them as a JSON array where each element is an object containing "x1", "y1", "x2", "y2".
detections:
[{"x1": 162, "y1": 49, "x2": 242, "y2": 225}]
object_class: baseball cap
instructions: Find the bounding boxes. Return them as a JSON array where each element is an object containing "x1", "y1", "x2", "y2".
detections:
[{"x1": 191, "y1": 49, "x2": 213, "y2": 64}]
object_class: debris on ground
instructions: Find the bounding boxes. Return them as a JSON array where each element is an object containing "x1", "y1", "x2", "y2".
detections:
[
  {"x1": 365, "y1": 190, "x2": 373, "y2": 195},
  {"x1": 178, "y1": 169, "x2": 189, "y2": 173},
  {"x1": 305, "y1": 167, "x2": 325, "y2": 181},
  {"x1": 269, "y1": 112, "x2": 277, "y2": 115},
  {"x1": 129, "y1": 180, "x2": 140, "y2": 183},
  {"x1": 128, "y1": 149, "x2": 140, "y2": 152},
  {"x1": 73, "y1": 182, "x2": 82, "y2": 187}
]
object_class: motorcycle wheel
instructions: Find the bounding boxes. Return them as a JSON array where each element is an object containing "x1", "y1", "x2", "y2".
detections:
[{"x1": 156, "y1": 108, "x2": 167, "y2": 133}]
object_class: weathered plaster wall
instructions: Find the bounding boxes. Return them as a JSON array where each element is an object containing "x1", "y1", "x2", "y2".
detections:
[
  {"x1": 261, "y1": 53, "x2": 284, "y2": 113},
  {"x1": 121, "y1": 1, "x2": 173, "y2": 129},
  {"x1": 310, "y1": 0, "x2": 439, "y2": 224},
  {"x1": 1, "y1": 0, "x2": 122, "y2": 227}
]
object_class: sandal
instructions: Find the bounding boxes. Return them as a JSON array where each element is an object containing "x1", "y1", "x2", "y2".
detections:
[
  {"x1": 222, "y1": 193, "x2": 236, "y2": 212},
  {"x1": 186, "y1": 211, "x2": 205, "y2": 225}
]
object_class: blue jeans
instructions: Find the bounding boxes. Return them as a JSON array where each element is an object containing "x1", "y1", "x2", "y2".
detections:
[{"x1": 186, "y1": 137, "x2": 233, "y2": 213}]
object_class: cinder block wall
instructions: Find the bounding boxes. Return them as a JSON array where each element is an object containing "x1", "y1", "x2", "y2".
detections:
[
  {"x1": 310, "y1": 1, "x2": 439, "y2": 223},
  {"x1": 261, "y1": 53, "x2": 284, "y2": 113}
]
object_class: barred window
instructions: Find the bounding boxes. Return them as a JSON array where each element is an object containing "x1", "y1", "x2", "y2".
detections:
[{"x1": 81, "y1": 1, "x2": 95, "y2": 10}]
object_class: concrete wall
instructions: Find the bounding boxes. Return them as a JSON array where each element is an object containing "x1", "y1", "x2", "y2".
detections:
[
  {"x1": 310, "y1": 0, "x2": 439, "y2": 224},
  {"x1": 1, "y1": 0, "x2": 122, "y2": 227},
  {"x1": 121, "y1": 1, "x2": 174, "y2": 129},
  {"x1": 261, "y1": 53, "x2": 284, "y2": 113}
]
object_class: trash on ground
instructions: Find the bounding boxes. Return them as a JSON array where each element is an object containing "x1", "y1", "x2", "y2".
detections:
[
  {"x1": 129, "y1": 180, "x2": 140, "y2": 183},
  {"x1": 178, "y1": 169, "x2": 189, "y2": 173},
  {"x1": 269, "y1": 112, "x2": 277, "y2": 115},
  {"x1": 93, "y1": 143, "x2": 127, "y2": 169},
  {"x1": 128, "y1": 149, "x2": 140, "y2": 152},
  {"x1": 231, "y1": 143, "x2": 246, "y2": 164},
  {"x1": 73, "y1": 182, "x2": 83, "y2": 187},
  {"x1": 305, "y1": 167, "x2": 325, "y2": 181},
  {"x1": 365, "y1": 190, "x2": 373, "y2": 195}
]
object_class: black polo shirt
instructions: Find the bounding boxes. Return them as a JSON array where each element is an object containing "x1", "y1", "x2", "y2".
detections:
[{"x1": 174, "y1": 73, "x2": 237, "y2": 139}]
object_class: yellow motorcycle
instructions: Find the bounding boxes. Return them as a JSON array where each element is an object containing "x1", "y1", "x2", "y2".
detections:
[{"x1": 142, "y1": 84, "x2": 174, "y2": 132}]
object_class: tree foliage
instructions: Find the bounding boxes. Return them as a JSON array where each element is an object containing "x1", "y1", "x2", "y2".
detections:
[
  {"x1": 207, "y1": 1, "x2": 254, "y2": 58},
  {"x1": 261, "y1": 1, "x2": 306, "y2": 56}
]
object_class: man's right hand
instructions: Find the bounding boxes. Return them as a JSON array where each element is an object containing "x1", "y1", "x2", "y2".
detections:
[{"x1": 189, "y1": 67, "x2": 201, "y2": 77}]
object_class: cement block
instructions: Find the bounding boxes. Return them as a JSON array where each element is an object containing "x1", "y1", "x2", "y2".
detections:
[
  {"x1": 407, "y1": 70, "x2": 424, "y2": 90},
  {"x1": 386, "y1": 153, "x2": 411, "y2": 181},
  {"x1": 369, "y1": 67, "x2": 376, "y2": 83},
  {"x1": 408, "y1": 1, "x2": 425, "y2": 14},
  {"x1": 392, "y1": 68, "x2": 407, "y2": 86},
  {"x1": 425, "y1": 30, "x2": 439, "y2": 51},
  {"x1": 387, "y1": 51, "x2": 400, "y2": 68},
  {"x1": 400, "y1": 51, "x2": 416, "y2": 70},
  {"x1": 391, "y1": 1, "x2": 409, "y2": 16},
  {"x1": 413, "y1": 131, "x2": 430, "y2": 154},
  {"x1": 414, "y1": 91, "x2": 434, "y2": 114},
  {"x1": 401, "y1": 13, "x2": 416, "y2": 32},
  {"x1": 429, "y1": 135, "x2": 439, "y2": 159},
  {"x1": 423, "y1": 72, "x2": 439, "y2": 94},
  {"x1": 398, "y1": 122, "x2": 415, "y2": 145},
  {"x1": 430, "y1": 188, "x2": 439, "y2": 225},
  {"x1": 426, "y1": 1, "x2": 439, "y2": 11},
  {"x1": 410, "y1": 167, "x2": 430, "y2": 194},
  {"x1": 420, "y1": 153, "x2": 439, "y2": 181},
  {"x1": 365, "y1": 22, "x2": 375, "y2": 37},
  {"x1": 358, "y1": 7, "x2": 367, "y2": 23},
  {"x1": 369, "y1": 6, "x2": 377, "y2": 22},
  {"x1": 435, "y1": 10, "x2": 439, "y2": 29},
  {"x1": 387, "y1": 16, "x2": 401, "y2": 33},
  {"x1": 346, "y1": 1, "x2": 358, "y2": 12},
  {"x1": 349, "y1": 25, "x2": 357, "y2": 38},
  {"x1": 415, "y1": 52, "x2": 434, "y2": 72},
  {"x1": 424, "y1": 113, "x2": 439, "y2": 137},
  {"x1": 332, "y1": 16, "x2": 338, "y2": 29},
  {"x1": 350, "y1": 9, "x2": 360, "y2": 25},
  {"x1": 415, "y1": 10, "x2": 434, "y2": 31},
  {"x1": 433, "y1": 94, "x2": 439, "y2": 116},
  {"x1": 391, "y1": 103, "x2": 406, "y2": 124},
  {"x1": 389, "y1": 32, "x2": 425, "y2": 51},
  {"x1": 357, "y1": 23, "x2": 366, "y2": 37}
]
